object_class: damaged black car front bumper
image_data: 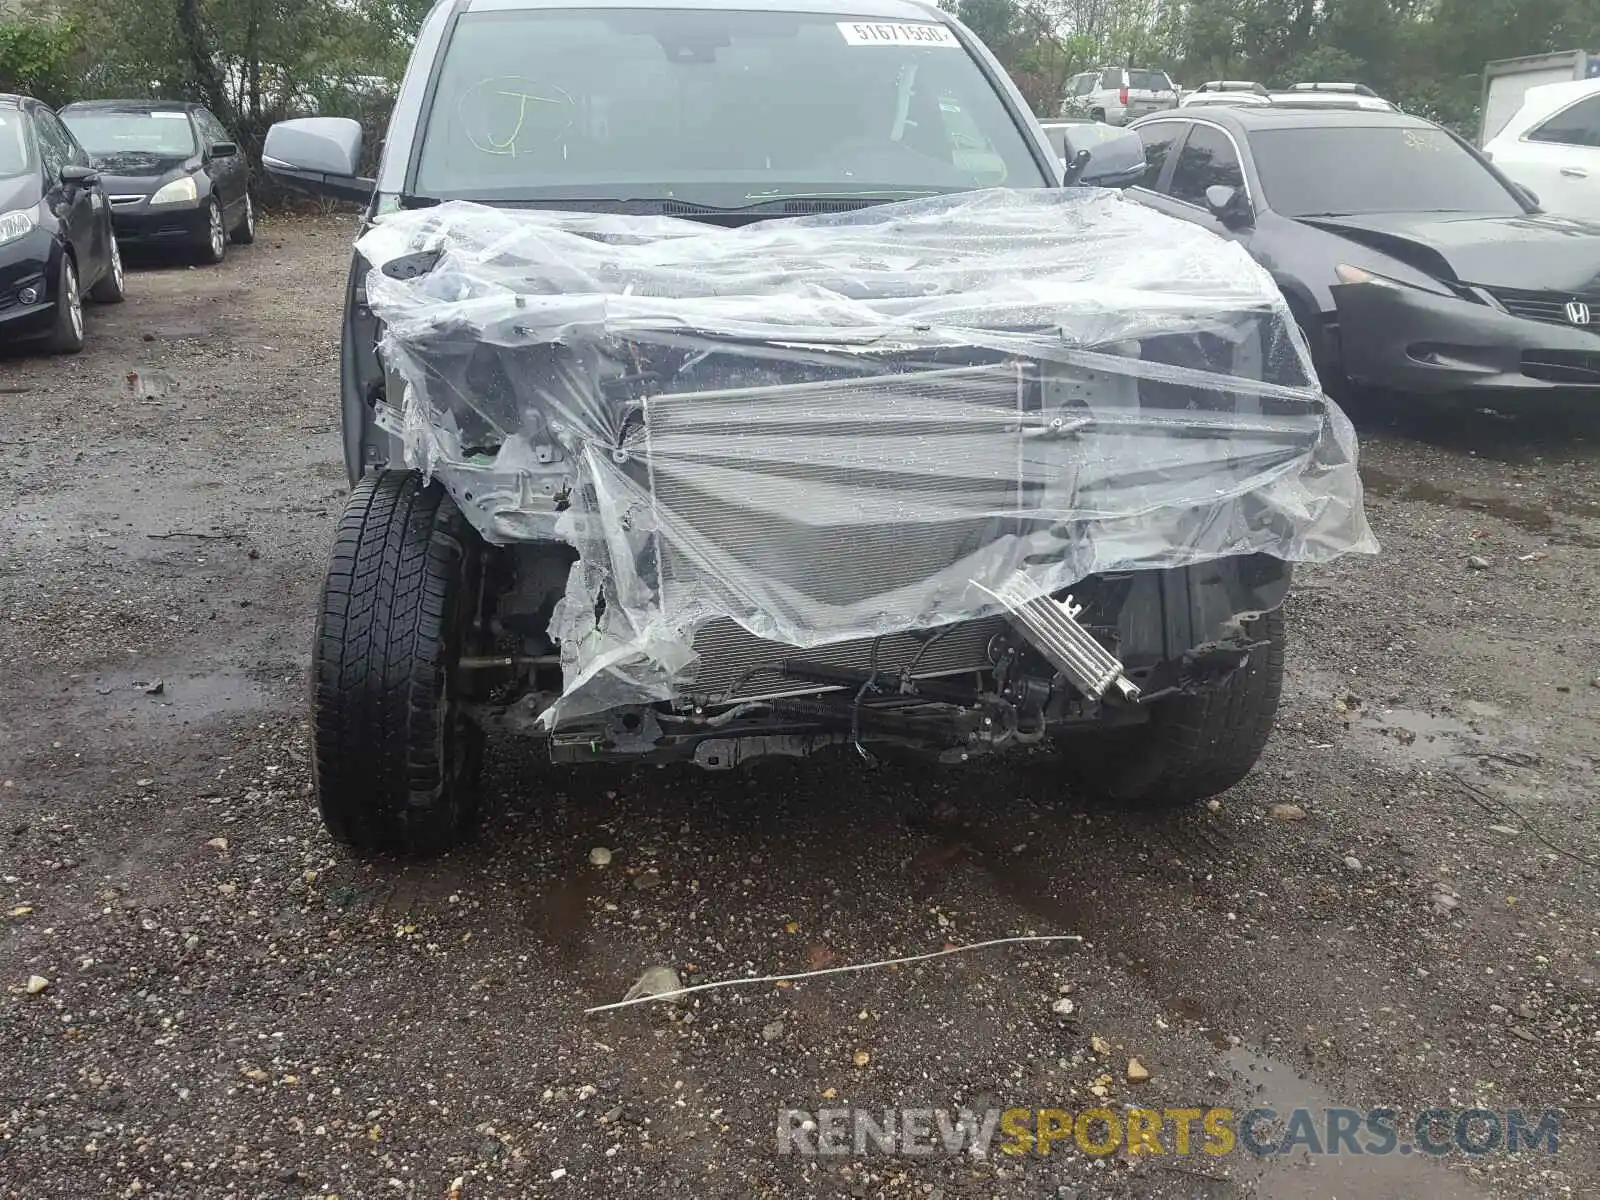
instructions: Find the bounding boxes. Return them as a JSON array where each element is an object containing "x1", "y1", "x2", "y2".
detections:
[{"x1": 1334, "y1": 277, "x2": 1600, "y2": 394}]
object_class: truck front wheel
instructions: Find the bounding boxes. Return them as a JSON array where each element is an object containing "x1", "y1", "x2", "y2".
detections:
[
  {"x1": 312, "y1": 471, "x2": 486, "y2": 855},
  {"x1": 1066, "y1": 609, "x2": 1286, "y2": 806}
]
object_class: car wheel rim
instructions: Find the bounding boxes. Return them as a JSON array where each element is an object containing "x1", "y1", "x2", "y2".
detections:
[
  {"x1": 111, "y1": 239, "x2": 123, "y2": 291},
  {"x1": 244, "y1": 195, "x2": 254, "y2": 235},
  {"x1": 210, "y1": 204, "x2": 224, "y2": 257},
  {"x1": 66, "y1": 264, "x2": 82, "y2": 338}
]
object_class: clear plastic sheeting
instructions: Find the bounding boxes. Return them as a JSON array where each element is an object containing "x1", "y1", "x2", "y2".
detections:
[{"x1": 357, "y1": 188, "x2": 1376, "y2": 723}]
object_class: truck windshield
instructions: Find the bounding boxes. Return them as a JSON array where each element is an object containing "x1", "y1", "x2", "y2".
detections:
[{"x1": 411, "y1": 8, "x2": 1048, "y2": 203}]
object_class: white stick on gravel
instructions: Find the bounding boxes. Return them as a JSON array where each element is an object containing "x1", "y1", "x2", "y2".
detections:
[{"x1": 585, "y1": 934, "x2": 1084, "y2": 1015}]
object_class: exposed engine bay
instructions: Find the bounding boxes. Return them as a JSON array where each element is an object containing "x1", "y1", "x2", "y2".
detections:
[{"x1": 353, "y1": 188, "x2": 1375, "y2": 765}]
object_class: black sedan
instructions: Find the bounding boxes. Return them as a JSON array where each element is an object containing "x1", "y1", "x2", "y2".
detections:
[
  {"x1": 1128, "y1": 105, "x2": 1600, "y2": 397},
  {"x1": 0, "y1": 93, "x2": 124, "y2": 355},
  {"x1": 58, "y1": 100, "x2": 253, "y2": 265}
]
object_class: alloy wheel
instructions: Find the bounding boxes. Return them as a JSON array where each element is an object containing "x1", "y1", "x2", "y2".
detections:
[{"x1": 65, "y1": 262, "x2": 83, "y2": 339}]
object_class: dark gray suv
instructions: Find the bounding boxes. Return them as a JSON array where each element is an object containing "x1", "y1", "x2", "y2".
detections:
[{"x1": 263, "y1": 0, "x2": 1372, "y2": 856}]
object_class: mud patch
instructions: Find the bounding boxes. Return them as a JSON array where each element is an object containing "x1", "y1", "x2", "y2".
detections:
[{"x1": 1360, "y1": 466, "x2": 1600, "y2": 546}]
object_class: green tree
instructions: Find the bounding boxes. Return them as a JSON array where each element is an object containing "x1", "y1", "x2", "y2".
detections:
[{"x1": 0, "y1": 14, "x2": 83, "y2": 106}]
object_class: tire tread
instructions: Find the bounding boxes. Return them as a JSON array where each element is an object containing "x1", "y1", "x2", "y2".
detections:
[{"x1": 312, "y1": 471, "x2": 481, "y2": 854}]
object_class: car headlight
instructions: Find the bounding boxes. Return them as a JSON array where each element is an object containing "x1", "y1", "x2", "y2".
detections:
[
  {"x1": 150, "y1": 176, "x2": 199, "y2": 205},
  {"x1": 0, "y1": 207, "x2": 36, "y2": 247},
  {"x1": 1334, "y1": 263, "x2": 1447, "y2": 294}
]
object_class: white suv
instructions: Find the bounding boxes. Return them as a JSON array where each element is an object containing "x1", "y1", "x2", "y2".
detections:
[
  {"x1": 1060, "y1": 67, "x2": 1178, "y2": 125},
  {"x1": 1483, "y1": 78, "x2": 1600, "y2": 220}
]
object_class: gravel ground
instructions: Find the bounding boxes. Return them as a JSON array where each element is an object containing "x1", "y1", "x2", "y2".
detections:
[{"x1": 0, "y1": 216, "x2": 1596, "y2": 1200}]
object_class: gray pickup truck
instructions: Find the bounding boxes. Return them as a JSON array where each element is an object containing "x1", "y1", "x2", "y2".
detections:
[{"x1": 263, "y1": 0, "x2": 1373, "y2": 855}]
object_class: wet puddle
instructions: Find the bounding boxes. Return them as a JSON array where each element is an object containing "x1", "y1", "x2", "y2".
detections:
[
  {"x1": 1352, "y1": 705, "x2": 1478, "y2": 763},
  {"x1": 1226, "y1": 1045, "x2": 1486, "y2": 1199},
  {"x1": 76, "y1": 667, "x2": 272, "y2": 730}
]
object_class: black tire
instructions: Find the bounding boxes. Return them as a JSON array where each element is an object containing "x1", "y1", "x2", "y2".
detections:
[
  {"x1": 89, "y1": 236, "x2": 126, "y2": 303},
  {"x1": 230, "y1": 191, "x2": 256, "y2": 245},
  {"x1": 194, "y1": 196, "x2": 226, "y2": 265},
  {"x1": 1065, "y1": 609, "x2": 1287, "y2": 807},
  {"x1": 312, "y1": 471, "x2": 487, "y2": 855},
  {"x1": 46, "y1": 255, "x2": 84, "y2": 354}
]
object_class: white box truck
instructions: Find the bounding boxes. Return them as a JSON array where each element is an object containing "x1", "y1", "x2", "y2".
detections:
[{"x1": 1480, "y1": 50, "x2": 1600, "y2": 144}]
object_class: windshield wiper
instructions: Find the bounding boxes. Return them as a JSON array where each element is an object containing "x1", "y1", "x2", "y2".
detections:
[{"x1": 397, "y1": 192, "x2": 942, "y2": 213}]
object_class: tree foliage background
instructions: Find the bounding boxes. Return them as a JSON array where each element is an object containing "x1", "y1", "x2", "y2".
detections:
[
  {"x1": 3, "y1": 0, "x2": 1600, "y2": 154},
  {"x1": 0, "y1": 0, "x2": 427, "y2": 164},
  {"x1": 955, "y1": 0, "x2": 1600, "y2": 131}
]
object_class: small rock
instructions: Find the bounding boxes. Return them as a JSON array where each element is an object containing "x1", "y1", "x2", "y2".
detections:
[
  {"x1": 241, "y1": 1067, "x2": 269, "y2": 1083},
  {"x1": 1270, "y1": 803, "x2": 1307, "y2": 822},
  {"x1": 1126, "y1": 1058, "x2": 1150, "y2": 1083},
  {"x1": 852, "y1": 1050, "x2": 871, "y2": 1068},
  {"x1": 1051, "y1": 998, "x2": 1075, "y2": 1017},
  {"x1": 600, "y1": 1104, "x2": 623, "y2": 1124},
  {"x1": 576, "y1": 1084, "x2": 598, "y2": 1101},
  {"x1": 620, "y1": 965, "x2": 685, "y2": 1005},
  {"x1": 1205, "y1": 798, "x2": 1221, "y2": 812},
  {"x1": 762, "y1": 1020, "x2": 786, "y2": 1042},
  {"x1": 588, "y1": 847, "x2": 613, "y2": 868},
  {"x1": 1467, "y1": 555, "x2": 1491, "y2": 570},
  {"x1": 24, "y1": 975, "x2": 50, "y2": 995},
  {"x1": 1431, "y1": 891, "x2": 1460, "y2": 915},
  {"x1": 1509, "y1": 1025, "x2": 1537, "y2": 1043},
  {"x1": 550, "y1": 1167, "x2": 567, "y2": 1181},
  {"x1": 205, "y1": 837, "x2": 229, "y2": 852},
  {"x1": 1343, "y1": 855, "x2": 1363, "y2": 872},
  {"x1": 141, "y1": 679, "x2": 165, "y2": 696},
  {"x1": 633, "y1": 869, "x2": 661, "y2": 891},
  {"x1": 1590, "y1": 677, "x2": 1600, "y2": 689},
  {"x1": 1514, "y1": 1003, "x2": 1536, "y2": 1020},
  {"x1": 1487, "y1": 824, "x2": 1520, "y2": 837},
  {"x1": 1090, "y1": 1036, "x2": 1112, "y2": 1055}
]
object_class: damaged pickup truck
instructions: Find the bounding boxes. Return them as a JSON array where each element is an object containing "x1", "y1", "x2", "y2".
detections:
[{"x1": 264, "y1": 0, "x2": 1375, "y2": 854}]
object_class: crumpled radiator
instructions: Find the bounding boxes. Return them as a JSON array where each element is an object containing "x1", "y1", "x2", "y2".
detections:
[{"x1": 639, "y1": 363, "x2": 1048, "y2": 701}]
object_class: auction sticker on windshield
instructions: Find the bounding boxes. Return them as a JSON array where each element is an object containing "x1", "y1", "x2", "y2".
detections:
[{"x1": 837, "y1": 22, "x2": 959, "y2": 47}]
